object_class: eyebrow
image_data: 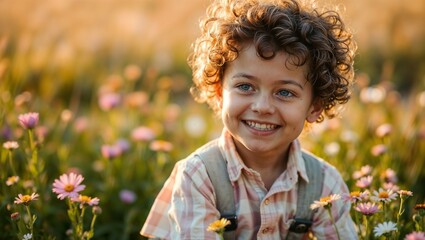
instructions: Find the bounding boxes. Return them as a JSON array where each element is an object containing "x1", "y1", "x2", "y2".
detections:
[{"x1": 232, "y1": 73, "x2": 304, "y2": 90}]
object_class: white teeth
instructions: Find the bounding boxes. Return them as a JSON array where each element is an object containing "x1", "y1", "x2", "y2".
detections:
[{"x1": 246, "y1": 121, "x2": 277, "y2": 131}]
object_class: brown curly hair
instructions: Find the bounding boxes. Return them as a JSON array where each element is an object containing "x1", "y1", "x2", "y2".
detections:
[{"x1": 188, "y1": 0, "x2": 356, "y2": 122}]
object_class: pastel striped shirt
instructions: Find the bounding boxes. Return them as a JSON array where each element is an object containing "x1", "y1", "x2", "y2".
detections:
[{"x1": 141, "y1": 130, "x2": 357, "y2": 239}]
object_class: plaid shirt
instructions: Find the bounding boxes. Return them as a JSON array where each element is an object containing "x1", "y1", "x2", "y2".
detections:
[{"x1": 141, "y1": 130, "x2": 357, "y2": 239}]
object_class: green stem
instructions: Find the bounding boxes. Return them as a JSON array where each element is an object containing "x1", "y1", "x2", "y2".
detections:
[
  {"x1": 327, "y1": 207, "x2": 341, "y2": 240},
  {"x1": 25, "y1": 205, "x2": 34, "y2": 236},
  {"x1": 7, "y1": 150, "x2": 17, "y2": 176}
]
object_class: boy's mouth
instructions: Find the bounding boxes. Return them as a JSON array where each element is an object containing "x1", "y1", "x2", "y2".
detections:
[{"x1": 243, "y1": 120, "x2": 280, "y2": 131}]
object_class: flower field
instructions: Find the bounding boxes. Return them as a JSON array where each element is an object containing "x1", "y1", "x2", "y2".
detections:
[{"x1": 1, "y1": 0, "x2": 425, "y2": 239}]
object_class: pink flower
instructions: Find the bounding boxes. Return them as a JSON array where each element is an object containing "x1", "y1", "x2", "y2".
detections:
[
  {"x1": 371, "y1": 144, "x2": 387, "y2": 156},
  {"x1": 354, "y1": 202, "x2": 380, "y2": 215},
  {"x1": 71, "y1": 194, "x2": 100, "y2": 208},
  {"x1": 149, "y1": 140, "x2": 173, "y2": 152},
  {"x1": 14, "y1": 193, "x2": 39, "y2": 205},
  {"x1": 375, "y1": 123, "x2": 392, "y2": 138},
  {"x1": 101, "y1": 144, "x2": 122, "y2": 159},
  {"x1": 381, "y1": 168, "x2": 398, "y2": 183},
  {"x1": 98, "y1": 93, "x2": 121, "y2": 111},
  {"x1": 131, "y1": 126, "x2": 156, "y2": 142},
  {"x1": 352, "y1": 165, "x2": 373, "y2": 179},
  {"x1": 119, "y1": 189, "x2": 137, "y2": 204},
  {"x1": 355, "y1": 175, "x2": 373, "y2": 188},
  {"x1": 18, "y1": 112, "x2": 39, "y2": 129},
  {"x1": 405, "y1": 231, "x2": 425, "y2": 240},
  {"x1": 342, "y1": 191, "x2": 369, "y2": 203},
  {"x1": 52, "y1": 173, "x2": 86, "y2": 200}
]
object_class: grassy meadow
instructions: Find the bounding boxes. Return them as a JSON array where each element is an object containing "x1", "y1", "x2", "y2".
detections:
[{"x1": 1, "y1": 0, "x2": 425, "y2": 239}]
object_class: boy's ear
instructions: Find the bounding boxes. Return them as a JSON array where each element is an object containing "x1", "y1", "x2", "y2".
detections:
[{"x1": 306, "y1": 99, "x2": 323, "y2": 123}]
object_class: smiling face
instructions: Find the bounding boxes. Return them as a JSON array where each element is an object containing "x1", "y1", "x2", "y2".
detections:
[{"x1": 221, "y1": 44, "x2": 323, "y2": 159}]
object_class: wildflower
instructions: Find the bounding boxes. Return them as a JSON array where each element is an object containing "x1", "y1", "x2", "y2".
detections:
[
  {"x1": 373, "y1": 221, "x2": 397, "y2": 237},
  {"x1": 116, "y1": 139, "x2": 130, "y2": 153},
  {"x1": 124, "y1": 64, "x2": 142, "y2": 81},
  {"x1": 354, "y1": 202, "x2": 380, "y2": 215},
  {"x1": 10, "y1": 212, "x2": 20, "y2": 221},
  {"x1": 61, "y1": 109, "x2": 73, "y2": 123},
  {"x1": 375, "y1": 123, "x2": 392, "y2": 138},
  {"x1": 371, "y1": 144, "x2": 387, "y2": 156},
  {"x1": 73, "y1": 117, "x2": 89, "y2": 133},
  {"x1": 131, "y1": 126, "x2": 156, "y2": 142},
  {"x1": 310, "y1": 194, "x2": 341, "y2": 210},
  {"x1": 352, "y1": 165, "x2": 373, "y2": 179},
  {"x1": 92, "y1": 206, "x2": 102, "y2": 215},
  {"x1": 6, "y1": 176, "x2": 19, "y2": 186},
  {"x1": 360, "y1": 86, "x2": 386, "y2": 103},
  {"x1": 381, "y1": 168, "x2": 398, "y2": 184},
  {"x1": 207, "y1": 218, "x2": 231, "y2": 233},
  {"x1": 414, "y1": 204, "x2": 425, "y2": 210},
  {"x1": 98, "y1": 93, "x2": 121, "y2": 111},
  {"x1": 18, "y1": 112, "x2": 39, "y2": 129},
  {"x1": 398, "y1": 190, "x2": 413, "y2": 198},
  {"x1": 101, "y1": 144, "x2": 122, "y2": 159},
  {"x1": 149, "y1": 140, "x2": 173, "y2": 152},
  {"x1": 71, "y1": 195, "x2": 100, "y2": 208},
  {"x1": 124, "y1": 91, "x2": 149, "y2": 108},
  {"x1": 184, "y1": 115, "x2": 206, "y2": 137},
  {"x1": 342, "y1": 191, "x2": 368, "y2": 203},
  {"x1": 22, "y1": 233, "x2": 33, "y2": 240},
  {"x1": 383, "y1": 182, "x2": 399, "y2": 191},
  {"x1": 371, "y1": 188, "x2": 398, "y2": 203},
  {"x1": 324, "y1": 142, "x2": 340, "y2": 157},
  {"x1": 405, "y1": 231, "x2": 425, "y2": 240},
  {"x1": 3, "y1": 141, "x2": 19, "y2": 150},
  {"x1": 355, "y1": 175, "x2": 373, "y2": 188},
  {"x1": 14, "y1": 193, "x2": 39, "y2": 205},
  {"x1": 52, "y1": 173, "x2": 86, "y2": 200},
  {"x1": 119, "y1": 189, "x2": 137, "y2": 204}
]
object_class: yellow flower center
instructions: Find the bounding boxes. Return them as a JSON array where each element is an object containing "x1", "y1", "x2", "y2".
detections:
[
  {"x1": 379, "y1": 192, "x2": 389, "y2": 198},
  {"x1": 21, "y1": 195, "x2": 32, "y2": 203},
  {"x1": 80, "y1": 195, "x2": 91, "y2": 203},
  {"x1": 320, "y1": 196, "x2": 331, "y2": 203},
  {"x1": 64, "y1": 184, "x2": 75, "y2": 192},
  {"x1": 351, "y1": 191, "x2": 361, "y2": 197}
]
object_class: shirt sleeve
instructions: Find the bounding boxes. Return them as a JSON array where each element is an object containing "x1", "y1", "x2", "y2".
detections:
[
  {"x1": 141, "y1": 156, "x2": 223, "y2": 240},
  {"x1": 311, "y1": 162, "x2": 358, "y2": 240}
]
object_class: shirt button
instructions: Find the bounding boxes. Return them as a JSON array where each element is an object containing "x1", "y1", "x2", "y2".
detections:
[
  {"x1": 262, "y1": 227, "x2": 269, "y2": 234},
  {"x1": 264, "y1": 199, "x2": 270, "y2": 205}
]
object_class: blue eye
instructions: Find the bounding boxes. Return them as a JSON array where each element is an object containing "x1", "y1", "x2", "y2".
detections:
[
  {"x1": 237, "y1": 84, "x2": 253, "y2": 92},
  {"x1": 277, "y1": 90, "x2": 293, "y2": 97}
]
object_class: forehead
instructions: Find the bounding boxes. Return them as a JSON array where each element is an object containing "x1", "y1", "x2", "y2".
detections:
[{"x1": 225, "y1": 44, "x2": 308, "y2": 80}]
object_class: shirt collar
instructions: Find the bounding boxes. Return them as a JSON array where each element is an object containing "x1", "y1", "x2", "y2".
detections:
[{"x1": 218, "y1": 129, "x2": 309, "y2": 183}]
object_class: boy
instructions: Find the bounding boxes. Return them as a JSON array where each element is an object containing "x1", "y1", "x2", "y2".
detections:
[{"x1": 141, "y1": 0, "x2": 357, "y2": 239}]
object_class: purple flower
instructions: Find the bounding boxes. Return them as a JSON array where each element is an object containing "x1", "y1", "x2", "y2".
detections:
[
  {"x1": 131, "y1": 126, "x2": 156, "y2": 142},
  {"x1": 119, "y1": 189, "x2": 137, "y2": 204},
  {"x1": 354, "y1": 202, "x2": 380, "y2": 216},
  {"x1": 355, "y1": 175, "x2": 373, "y2": 188},
  {"x1": 101, "y1": 144, "x2": 122, "y2": 159},
  {"x1": 18, "y1": 112, "x2": 39, "y2": 129},
  {"x1": 405, "y1": 231, "x2": 425, "y2": 240}
]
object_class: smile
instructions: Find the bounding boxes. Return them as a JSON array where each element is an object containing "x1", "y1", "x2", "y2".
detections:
[{"x1": 244, "y1": 120, "x2": 280, "y2": 131}]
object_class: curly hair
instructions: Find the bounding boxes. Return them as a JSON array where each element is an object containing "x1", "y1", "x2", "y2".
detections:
[{"x1": 188, "y1": 0, "x2": 356, "y2": 122}]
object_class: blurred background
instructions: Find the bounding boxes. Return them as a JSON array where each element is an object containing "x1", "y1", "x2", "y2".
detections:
[{"x1": 1, "y1": 0, "x2": 424, "y2": 239}]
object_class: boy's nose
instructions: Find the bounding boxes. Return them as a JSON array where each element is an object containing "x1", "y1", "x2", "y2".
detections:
[{"x1": 251, "y1": 95, "x2": 275, "y2": 114}]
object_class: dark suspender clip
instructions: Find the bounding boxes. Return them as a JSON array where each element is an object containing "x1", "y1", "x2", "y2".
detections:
[
  {"x1": 221, "y1": 215, "x2": 238, "y2": 232},
  {"x1": 289, "y1": 218, "x2": 312, "y2": 233}
]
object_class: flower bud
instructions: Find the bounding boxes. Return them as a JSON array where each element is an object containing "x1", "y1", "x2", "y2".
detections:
[
  {"x1": 10, "y1": 212, "x2": 20, "y2": 221},
  {"x1": 92, "y1": 206, "x2": 102, "y2": 215}
]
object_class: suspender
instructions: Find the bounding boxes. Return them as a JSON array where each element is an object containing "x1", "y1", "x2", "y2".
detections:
[{"x1": 197, "y1": 140, "x2": 324, "y2": 240}]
